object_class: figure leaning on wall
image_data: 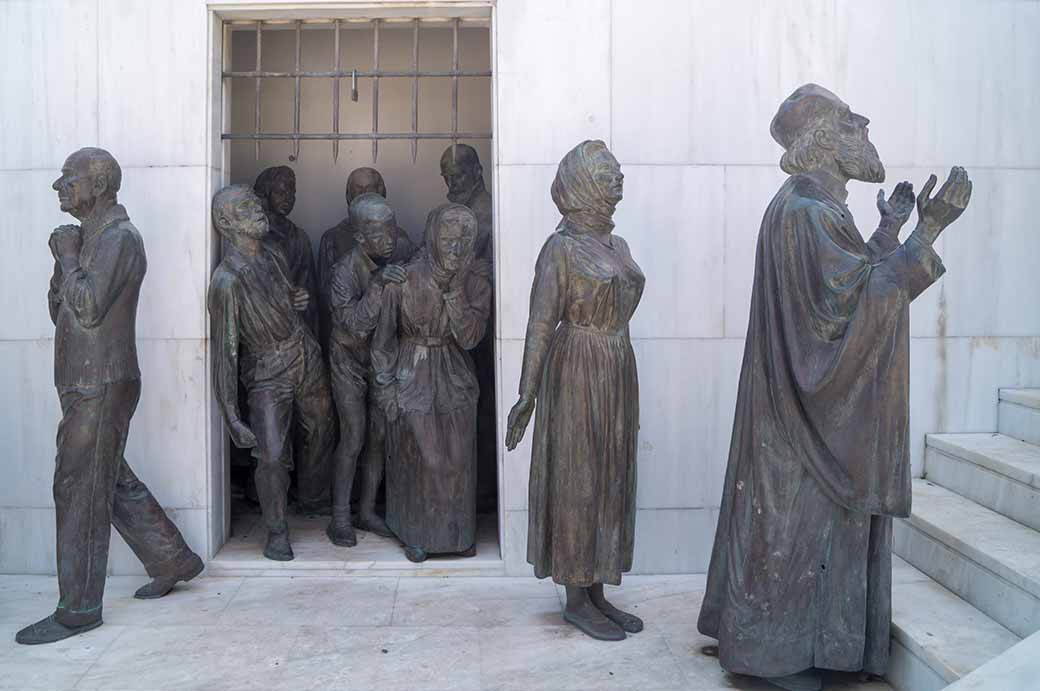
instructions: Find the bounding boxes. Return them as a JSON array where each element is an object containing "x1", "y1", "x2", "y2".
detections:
[
  {"x1": 505, "y1": 140, "x2": 646, "y2": 642},
  {"x1": 697, "y1": 84, "x2": 972, "y2": 691},
  {"x1": 208, "y1": 184, "x2": 335, "y2": 563},
  {"x1": 16, "y1": 148, "x2": 204, "y2": 646}
]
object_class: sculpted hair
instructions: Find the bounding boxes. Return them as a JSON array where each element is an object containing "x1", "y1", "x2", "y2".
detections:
[
  {"x1": 253, "y1": 165, "x2": 295, "y2": 200},
  {"x1": 73, "y1": 147, "x2": 122, "y2": 196},
  {"x1": 349, "y1": 192, "x2": 395, "y2": 226},
  {"x1": 440, "y1": 143, "x2": 481, "y2": 171},
  {"x1": 779, "y1": 113, "x2": 834, "y2": 176}
]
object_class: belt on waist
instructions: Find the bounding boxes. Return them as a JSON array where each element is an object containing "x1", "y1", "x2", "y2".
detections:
[
  {"x1": 560, "y1": 322, "x2": 626, "y2": 337},
  {"x1": 247, "y1": 329, "x2": 304, "y2": 357},
  {"x1": 404, "y1": 335, "x2": 448, "y2": 347}
]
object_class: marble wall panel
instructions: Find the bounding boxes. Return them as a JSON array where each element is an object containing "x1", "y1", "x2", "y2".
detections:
[
  {"x1": 0, "y1": 508, "x2": 57, "y2": 574},
  {"x1": 496, "y1": 0, "x2": 611, "y2": 164},
  {"x1": 631, "y1": 508, "x2": 718, "y2": 575},
  {"x1": 0, "y1": 0, "x2": 98, "y2": 171},
  {"x1": 98, "y1": 0, "x2": 208, "y2": 168},
  {"x1": 496, "y1": 339, "x2": 531, "y2": 511},
  {"x1": 502, "y1": 509, "x2": 533, "y2": 577}
]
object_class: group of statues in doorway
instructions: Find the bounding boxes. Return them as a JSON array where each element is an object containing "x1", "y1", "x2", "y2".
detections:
[
  {"x1": 20, "y1": 81, "x2": 975, "y2": 691},
  {"x1": 211, "y1": 144, "x2": 495, "y2": 564}
]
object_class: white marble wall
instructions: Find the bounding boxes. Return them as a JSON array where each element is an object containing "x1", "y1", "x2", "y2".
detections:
[
  {"x1": 1, "y1": 0, "x2": 1038, "y2": 577},
  {"x1": 493, "y1": 0, "x2": 1040, "y2": 575}
]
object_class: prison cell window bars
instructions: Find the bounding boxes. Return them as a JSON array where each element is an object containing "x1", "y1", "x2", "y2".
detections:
[{"x1": 222, "y1": 18, "x2": 493, "y2": 163}]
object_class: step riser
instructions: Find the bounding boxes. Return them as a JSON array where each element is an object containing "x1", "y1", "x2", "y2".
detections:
[
  {"x1": 925, "y1": 448, "x2": 1040, "y2": 532},
  {"x1": 887, "y1": 638, "x2": 948, "y2": 691},
  {"x1": 998, "y1": 401, "x2": 1040, "y2": 447},
  {"x1": 893, "y1": 519, "x2": 1040, "y2": 639}
]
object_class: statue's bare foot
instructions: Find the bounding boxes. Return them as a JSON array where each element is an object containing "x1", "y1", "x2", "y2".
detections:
[
  {"x1": 404, "y1": 545, "x2": 427, "y2": 563},
  {"x1": 264, "y1": 530, "x2": 294, "y2": 561},
  {"x1": 15, "y1": 614, "x2": 102, "y2": 645},
  {"x1": 326, "y1": 519, "x2": 357, "y2": 547},
  {"x1": 764, "y1": 670, "x2": 822, "y2": 691},
  {"x1": 134, "y1": 552, "x2": 205, "y2": 599},
  {"x1": 588, "y1": 584, "x2": 643, "y2": 633},
  {"x1": 355, "y1": 512, "x2": 395, "y2": 538},
  {"x1": 563, "y1": 601, "x2": 626, "y2": 641}
]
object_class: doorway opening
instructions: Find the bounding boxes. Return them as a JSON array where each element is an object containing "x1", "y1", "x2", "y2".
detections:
[{"x1": 212, "y1": 11, "x2": 499, "y2": 572}]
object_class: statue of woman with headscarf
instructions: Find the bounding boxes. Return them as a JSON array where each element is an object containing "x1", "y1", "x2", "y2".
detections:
[
  {"x1": 505, "y1": 140, "x2": 646, "y2": 641},
  {"x1": 371, "y1": 203, "x2": 492, "y2": 562}
]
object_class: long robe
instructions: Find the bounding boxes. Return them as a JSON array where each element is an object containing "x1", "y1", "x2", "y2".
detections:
[{"x1": 698, "y1": 174, "x2": 945, "y2": 677}]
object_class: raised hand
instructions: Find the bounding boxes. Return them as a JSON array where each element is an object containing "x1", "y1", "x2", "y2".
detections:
[
  {"x1": 505, "y1": 396, "x2": 535, "y2": 451},
  {"x1": 916, "y1": 167, "x2": 972, "y2": 244},
  {"x1": 49, "y1": 224, "x2": 82, "y2": 260},
  {"x1": 877, "y1": 181, "x2": 915, "y2": 236},
  {"x1": 291, "y1": 288, "x2": 310, "y2": 312},
  {"x1": 381, "y1": 264, "x2": 407, "y2": 284}
]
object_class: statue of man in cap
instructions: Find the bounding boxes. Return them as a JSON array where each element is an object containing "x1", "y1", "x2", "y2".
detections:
[
  {"x1": 697, "y1": 84, "x2": 972, "y2": 691},
  {"x1": 17, "y1": 148, "x2": 204, "y2": 646}
]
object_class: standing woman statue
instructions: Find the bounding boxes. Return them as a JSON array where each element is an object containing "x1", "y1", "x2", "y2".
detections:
[
  {"x1": 505, "y1": 140, "x2": 646, "y2": 641},
  {"x1": 371, "y1": 203, "x2": 492, "y2": 562}
]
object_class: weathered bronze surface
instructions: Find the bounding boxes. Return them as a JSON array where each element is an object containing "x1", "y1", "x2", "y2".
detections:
[
  {"x1": 441, "y1": 144, "x2": 497, "y2": 514},
  {"x1": 506, "y1": 140, "x2": 646, "y2": 641},
  {"x1": 16, "y1": 148, "x2": 204, "y2": 646},
  {"x1": 326, "y1": 193, "x2": 413, "y2": 546},
  {"x1": 373, "y1": 203, "x2": 492, "y2": 562},
  {"x1": 209, "y1": 184, "x2": 335, "y2": 561},
  {"x1": 697, "y1": 84, "x2": 972, "y2": 689}
]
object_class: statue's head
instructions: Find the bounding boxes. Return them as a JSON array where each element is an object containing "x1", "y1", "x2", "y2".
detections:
[
  {"x1": 425, "y1": 203, "x2": 478, "y2": 276},
  {"x1": 346, "y1": 167, "x2": 387, "y2": 205},
  {"x1": 212, "y1": 185, "x2": 269, "y2": 242},
  {"x1": 551, "y1": 140, "x2": 624, "y2": 219},
  {"x1": 52, "y1": 147, "x2": 122, "y2": 219},
  {"x1": 253, "y1": 165, "x2": 296, "y2": 217},
  {"x1": 350, "y1": 192, "x2": 397, "y2": 262},
  {"x1": 771, "y1": 83, "x2": 884, "y2": 183},
  {"x1": 440, "y1": 144, "x2": 484, "y2": 204}
]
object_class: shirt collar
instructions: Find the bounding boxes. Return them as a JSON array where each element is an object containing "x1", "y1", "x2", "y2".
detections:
[{"x1": 81, "y1": 203, "x2": 129, "y2": 244}]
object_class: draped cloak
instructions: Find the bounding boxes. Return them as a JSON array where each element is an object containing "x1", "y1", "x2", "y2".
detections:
[{"x1": 697, "y1": 174, "x2": 945, "y2": 677}]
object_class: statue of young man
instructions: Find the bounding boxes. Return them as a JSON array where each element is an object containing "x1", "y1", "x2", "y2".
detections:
[
  {"x1": 208, "y1": 185, "x2": 335, "y2": 561},
  {"x1": 325, "y1": 193, "x2": 408, "y2": 545},
  {"x1": 698, "y1": 84, "x2": 972, "y2": 691},
  {"x1": 318, "y1": 168, "x2": 415, "y2": 352},
  {"x1": 16, "y1": 148, "x2": 203, "y2": 646},
  {"x1": 440, "y1": 144, "x2": 492, "y2": 262}
]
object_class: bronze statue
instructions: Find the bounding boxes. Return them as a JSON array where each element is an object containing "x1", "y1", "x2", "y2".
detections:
[
  {"x1": 318, "y1": 168, "x2": 415, "y2": 350},
  {"x1": 697, "y1": 84, "x2": 972, "y2": 691},
  {"x1": 505, "y1": 140, "x2": 645, "y2": 642},
  {"x1": 440, "y1": 145, "x2": 496, "y2": 515},
  {"x1": 16, "y1": 148, "x2": 204, "y2": 646},
  {"x1": 372, "y1": 203, "x2": 492, "y2": 562},
  {"x1": 326, "y1": 193, "x2": 410, "y2": 545},
  {"x1": 208, "y1": 184, "x2": 335, "y2": 561}
]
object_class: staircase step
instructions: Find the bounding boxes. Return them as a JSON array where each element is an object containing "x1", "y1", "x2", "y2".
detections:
[
  {"x1": 888, "y1": 557, "x2": 1020, "y2": 691},
  {"x1": 893, "y1": 479, "x2": 1040, "y2": 638},
  {"x1": 943, "y1": 630, "x2": 1040, "y2": 691},
  {"x1": 925, "y1": 433, "x2": 1040, "y2": 531},
  {"x1": 999, "y1": 388, "x2": 1040, "y2": 446}
]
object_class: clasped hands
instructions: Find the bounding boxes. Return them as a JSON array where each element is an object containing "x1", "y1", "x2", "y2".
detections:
[{"x1": 877, "y1": 166, "x2": 973, "y2": 244}]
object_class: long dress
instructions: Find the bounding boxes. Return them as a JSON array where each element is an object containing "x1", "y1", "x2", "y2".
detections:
[
  {"x1": 372, "y1": 255, "x2": 492, "y2": 553},
  {"x1": 519, "y1": 221, "x2": 646, "y2": 586},
  {"x1": 697, "y1": 174, "x2": 946, "y2": 677}
]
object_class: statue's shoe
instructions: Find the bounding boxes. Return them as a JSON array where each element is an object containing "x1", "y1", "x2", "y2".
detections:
[
  {"x1": 134, "y1": 552, "x2": 205, "y2": 599},
  {"x1": 765, "y1": 671, "x2": 822, "y2": 691},
  {"x1": 562, "y1": 604, "x2": 626, "y2": 642},
  {"x1": 459, "y1": 544, "x2": 477, "y2": 558},
  {"x1": 264, "y1": 531, "x2": 295, "y2": 561},
  {"x1": 403, "y1": 545, "x2": 427, "y2": 563},
  {"x1": 15, "y1": 614, "x2": 102, "y2": 645},
  {"x1": 354, "y1": 513, "x2": 395, "y2": 538},
  {"x1": 592, "y1": 600, "x2": 643, "y2": 633},
  {"x1": 326, "y1": 520, "x2": 357, "y2": 547}
]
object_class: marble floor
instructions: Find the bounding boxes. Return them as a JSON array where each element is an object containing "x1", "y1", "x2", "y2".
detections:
[{"x1": 0, "y1": 572, "x2": 893, "y2": 691}]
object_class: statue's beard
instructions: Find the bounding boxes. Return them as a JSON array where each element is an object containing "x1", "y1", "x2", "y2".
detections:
[{"x1": 836, "y1": 134, "x2": 885, "y2": 183}]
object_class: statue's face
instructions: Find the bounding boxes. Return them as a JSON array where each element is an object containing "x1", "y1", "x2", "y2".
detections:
[
  {"x1": 266, "y1": 175, "x2": 296, "y2": 217},
  {"x1": 441, "y1": 158, "x2": 481, "y2": 204},
  {"x1": 590, "y1": 148, "x2": 624, "y2": 207},
  {"x1": 436, "y1": 210, "x2": 475, "y2": 274},
  {"x1": 52, "y1": 155, "x2": 97, "y2": 216},
  {"x1": 356, "y1": 218, "x2": 396, "y2": 261},
  {"x1": 347, "y1": 170, "x2": 385, "y2": 204},
  {"x1": 231, "y1": 192, "x2": 269, "y2": 239},
  {"x1": 829, "y1": 103, "x2": 885, "y2": 183}
]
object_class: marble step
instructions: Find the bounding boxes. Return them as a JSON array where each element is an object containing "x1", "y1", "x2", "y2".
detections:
[
  {"x1": 887, "y1": 557, "x2": 1020, "y2": 691},
  {"x1": 893, "y1": 479, "x2": 1040, "y2": 638},
  {"x1": 999, "y1": 388, "x2": 1040, "y2": 446},
  {"x1": 924, "y1": 433, "x2": 1040, "y2": 531},
  {"x1": 942, "y1": 629, "x2": 1040, "y2": 691}
]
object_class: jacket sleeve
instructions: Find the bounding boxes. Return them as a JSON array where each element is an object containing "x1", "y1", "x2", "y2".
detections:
[
  {"x1": 59, "y1": 229, "x2": 142, "y2": 329},
  {"x1": 208, "y1": 274, "x2": 243, "y2": 428},
  {"x1": 329, "y1": 259, "x2": 384, "y2": 340},
  {"x1": 517, "y1": 234, "x2": 568, "y2": 400}
]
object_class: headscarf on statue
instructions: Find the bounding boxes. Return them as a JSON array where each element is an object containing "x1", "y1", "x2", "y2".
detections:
[{"x1": 551, "y1": 140, "x2": 617, "y2": 235}]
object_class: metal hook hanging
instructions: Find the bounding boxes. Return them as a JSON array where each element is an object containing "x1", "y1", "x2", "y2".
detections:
[{"x1": 351, "y1": 69, "x2": 359, "y2": 102}]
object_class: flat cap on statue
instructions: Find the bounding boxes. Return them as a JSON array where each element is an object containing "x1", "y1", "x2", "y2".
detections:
[{"x1": 769, "y1": 83, "x2": 842, "y2": 149}]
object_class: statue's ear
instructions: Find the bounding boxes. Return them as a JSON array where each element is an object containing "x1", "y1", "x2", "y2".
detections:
[
  {"x1": 813, "y1": 128, "x2": 835, "y2": 151},
  {"x1": 92, "y1": 173, "x2": 108, "y2": 196}
]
